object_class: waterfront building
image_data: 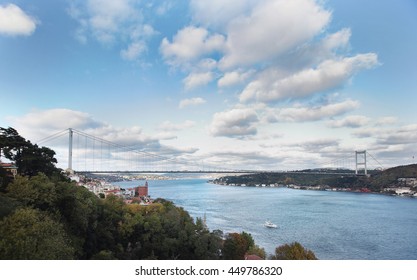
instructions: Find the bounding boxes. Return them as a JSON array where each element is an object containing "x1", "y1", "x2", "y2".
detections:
[
  {"x1": 135, "y1": 181, "x2": 149, "y2": 197},
  {"x1": 398, "y1": 178, "x2": 417, "y2": 187},
  {"x1": 395, "y1": 187, "x2": 412, "y2": 195},
  {"x1": 0, "y1": 162, "x2": 17, "y2": 178}
]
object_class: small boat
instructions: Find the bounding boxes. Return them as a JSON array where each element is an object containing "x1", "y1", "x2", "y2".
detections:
[{"x1": 264, "y1": 220, "x2": 277, "y2": 228}]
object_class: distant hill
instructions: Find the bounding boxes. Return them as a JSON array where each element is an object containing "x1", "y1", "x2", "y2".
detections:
[
  {"x1": 368, "y1": 164, "x2": 417, "y2": 189},
  {"x1": 213, "y1": 164, "x2": 417, "y2": 192}
]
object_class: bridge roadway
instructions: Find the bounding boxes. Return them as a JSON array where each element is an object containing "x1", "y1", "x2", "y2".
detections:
[{"x1": 75, "y1": 170, "x2": 359, "y2": 176}]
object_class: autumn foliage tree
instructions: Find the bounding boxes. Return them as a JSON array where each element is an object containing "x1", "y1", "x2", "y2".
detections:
[
  {"x1": 222, "y1": 231, "x2": 257, "y2": 260},
  {"x1": 271, "y1": 242, "x2": 317, "y2": 260}
]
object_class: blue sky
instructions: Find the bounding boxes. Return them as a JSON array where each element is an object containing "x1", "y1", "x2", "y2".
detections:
[{"x1": 1, "y1": 0, "x2": 417, "y2": 170}]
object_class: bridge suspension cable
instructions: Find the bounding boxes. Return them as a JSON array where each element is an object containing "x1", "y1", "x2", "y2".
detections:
[
  {"x1": 41, "y1": 128, "x2": 236, "y2": 173},
  {"x1": 319, "y1": 150, "x2": 384, "y2": 174},
  {"x1": 34, "y1": 128, "x2": 384, "y2": 174},
  {"x1": 35, "y1": 129, "x2": 68, "y2": 145}
]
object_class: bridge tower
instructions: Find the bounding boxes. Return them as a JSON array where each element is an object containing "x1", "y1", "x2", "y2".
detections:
[
  {"x1": 355, "y1": 150, "x2": 367, "y2": 176},
  {"x1": 67, "y1": 128, "x2": 73, "y2": 173}
]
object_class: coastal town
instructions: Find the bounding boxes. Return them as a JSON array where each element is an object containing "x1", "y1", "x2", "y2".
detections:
[
  {"x1": 66, "y1": 172, "x2": 155, "y2": 204},
  {"x1": 285, "y1": 179, "x2": 417, "y2": 197},
  {"x1": 3, "y1": 159, "x2": 417, "y2": 199},
  {"x1": 68, "y1": 170, "x2": 417, "y2": 200},
  {"x1": 211, "y1": 168, "x2": 417, "y2": 198}
]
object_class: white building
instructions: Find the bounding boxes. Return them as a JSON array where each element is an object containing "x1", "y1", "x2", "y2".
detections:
[{"x1": 395, "y1": 187, "x2": 412, "y2": 195}]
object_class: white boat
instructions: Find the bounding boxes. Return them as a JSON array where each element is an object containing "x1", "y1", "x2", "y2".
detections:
[{"x1": 264, "y1": 220, "x2": 277, "y2": 228}]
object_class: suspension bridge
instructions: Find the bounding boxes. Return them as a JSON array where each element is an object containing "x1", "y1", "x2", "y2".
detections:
[{"x1": 35, "y1": 128, "x2": 384, "y2": 176}]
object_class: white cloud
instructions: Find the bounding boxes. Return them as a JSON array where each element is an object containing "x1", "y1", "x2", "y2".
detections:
[
  {"x1": 328, "y1": 115, "x2": 370, "y2": 128},
  {"x1": 376, "y1": 116, "x2": 398, "y2": 126},
  {"x1": 69, "y1": 0, "x2": 155, "y2": 60},
  {"x1": 179, "y1": 97, "x2": 206, "y2": 109},
  {"x1": 299, "y1": 138, "x2": 340, "y2": 150},
  {"x1": 7, "y1": 108, "x2": 206, "y2": 170},
  {"x1": 361, "y1": 124, "x2": 417, "y2": 165},
  {"x1": 352, "y1": 127, "x2": 381, "y2": 139},
  {"x1": 219, "y1": 0, "x2": 331, "y2": 69},
  {"x1": 158, "y1": 120, "x2": 196, "y2": 131},
  {"x1": 0, "y1": 4, "x2": 37, "y2": 36},
  {"x1": 160, "y1": 26, "x2": 225, "y2": 66},
  {"x1": 210, "y1": 107, "x2": 259, "y2": 138},
  {"x1": 266, "y1": 99, "x2": 360, "y2": 122},
  {"x1": 86, "y1": 0, "x2": 135, "y2": 42},
  {"x1": 88, "y1": 125, "x2": 155, "y2": 146},
  {"x1": 218, "y1": 70, "x2": 254, "y2": 88},
  {"x1": 348, "y1": 124, "x2": 417, "y2": 166},
  {"x1": 352, "y1": 117, "x2": 399, "y2": 138},
  {"x1": 376, "y1": 124, "x2": 417, "y2": 145},
  {"x1": 183, "y1": 72, "x2": 214, "y2": 90},
  {"x1": 121, "y1": 24, "x2": 157, "y2": 61},
  {"x1": 9, "y1": 108, "x2": 101, "y2": 134},
  {"x1": 197, "y1": 58, "x2": 217, "y2": 70},
  {"x1": 120, "y1": 41, "x2": 146, "y2": 60},
  {"x1": 322, "y1": 28, "x2": 351, "y2": 52},
  {"x1": 275, "y1": 28, "x2": 353, "y2": 72},
  {"x1": 207, "y1": 148, "x2": 283, "y2": 169},
  {"x1": 8, "y1": 108, "x2": 157, "y2": 146},
  {"x1": 155, "y1": 1, "x2": 173, "y2": 16},
  {"x1": 158, "y1": 0, "x2": 378, "y2": 110},
  {"x1": 240, "y1": 54, "x2": 378, "y2": 103},
  {"x1": 190, "y1": 0, "x2": 256, "y2": 30}
]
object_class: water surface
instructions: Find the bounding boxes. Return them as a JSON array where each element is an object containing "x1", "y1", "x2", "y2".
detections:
[{"x1": 118, "y1": 179, "x2": 417, "y2": 259}]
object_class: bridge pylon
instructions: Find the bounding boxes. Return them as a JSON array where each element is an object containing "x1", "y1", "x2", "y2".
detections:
[
  {"x1": 355, "y1": 150, "x2": 367, "y2": 176},
  {"x1": 67, "y1": 128, "x2": 73, "y2": 173}
]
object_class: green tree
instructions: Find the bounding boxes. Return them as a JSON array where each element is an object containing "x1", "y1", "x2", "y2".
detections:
[
  {"x1": 0, "y1": 194, "x2": 21, "y2": 219},
  {"x1": 0, "y1": 208, "x2": 75, "y2": 259},
  {"x1": 91, "y1": 250, "x2": 117, "y2": 260},
  {"x1": 0, "y1": 127, "x2": 26, "y2": 158},
  {"x1": 0, "y1": 167, "x2": 13, "y2": 192},
  {"x1": 271, "y1": 242, "x2": 317, "y2": 260},
  {"x1": 223, "y1": 232, "x2": 255, "y2": 260},
  {"x1": 193, "y1": 228, "x2": 223, "y2": 260},
  {"x1": 4, "y1": 173, "x2": 101, "y2": 259},
  {"x1": 6, "y1": 173, "x2": 58, "y2": 211},
  {"x1": 246, "y1": 244, "x2": 266, "y2": 259},
  {"x1": 54, "y1": 179, "x2": 100, "y2": 258},
  {"x1": 0, "y1": 127, "x2": 60, "y2": 177}
]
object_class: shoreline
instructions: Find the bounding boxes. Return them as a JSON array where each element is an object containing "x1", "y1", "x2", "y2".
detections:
[{"x1": 209, "y1": 181, "x2": 417, "y2": 199}]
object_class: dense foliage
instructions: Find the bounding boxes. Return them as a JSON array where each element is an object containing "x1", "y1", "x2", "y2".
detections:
[
  {"x1": 0, "y1": 173, "x2": 225, "y2": 260},
  {"x1": 271, "y1": 242, "x2": 317, "y2": 260},
  {"x1": 0, "y1": 207, "x2": 75, "y2": 259},
  {"x1": 215, "y1": 172, "x2": 339, "y2": 187}
]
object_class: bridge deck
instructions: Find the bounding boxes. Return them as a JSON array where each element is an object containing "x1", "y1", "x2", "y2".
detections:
[{"x1": 74, "y1": 170, "x2": 359, "y2": 176}]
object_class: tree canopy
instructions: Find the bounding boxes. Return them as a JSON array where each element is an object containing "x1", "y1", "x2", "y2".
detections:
[
  {"x1": 271, "y1": 242, "x2": 317, "y2": 260},
  {"x1": 0, "y1": 127, "x2": 60, "y2": 178},
  {"x1": 0, "y1": 207, "x2": 75, "y2": 259}
]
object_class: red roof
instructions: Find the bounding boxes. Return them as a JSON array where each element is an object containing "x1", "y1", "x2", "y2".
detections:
[
  {"x1": 105, "y1": 189, "x2": 119, "y2": 193},
  {"x1": 0, "y1": 163, "x2": 17, "y2": 168}
]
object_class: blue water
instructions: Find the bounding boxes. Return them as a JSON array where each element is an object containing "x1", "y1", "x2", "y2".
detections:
[{"x1": 117, "y1": 179, "x2": 417, "y2": 260}]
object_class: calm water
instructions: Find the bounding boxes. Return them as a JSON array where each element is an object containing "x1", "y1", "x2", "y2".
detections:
[{"x1": 117, "y1": 179, "x2": 417, "y2": 260}]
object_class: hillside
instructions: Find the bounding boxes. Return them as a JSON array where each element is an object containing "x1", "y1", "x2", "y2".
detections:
[
  {"x1": 369, "y1": 164, "x2": 417, "y2": 188},
  {"x1": 213, "y1": 164, "x2": 417, "y2": 192}
]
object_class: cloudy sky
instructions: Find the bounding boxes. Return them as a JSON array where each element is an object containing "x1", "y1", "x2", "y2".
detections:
[{"x1": 1, "y1": 0, "x2": 417, "y2": 171}]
